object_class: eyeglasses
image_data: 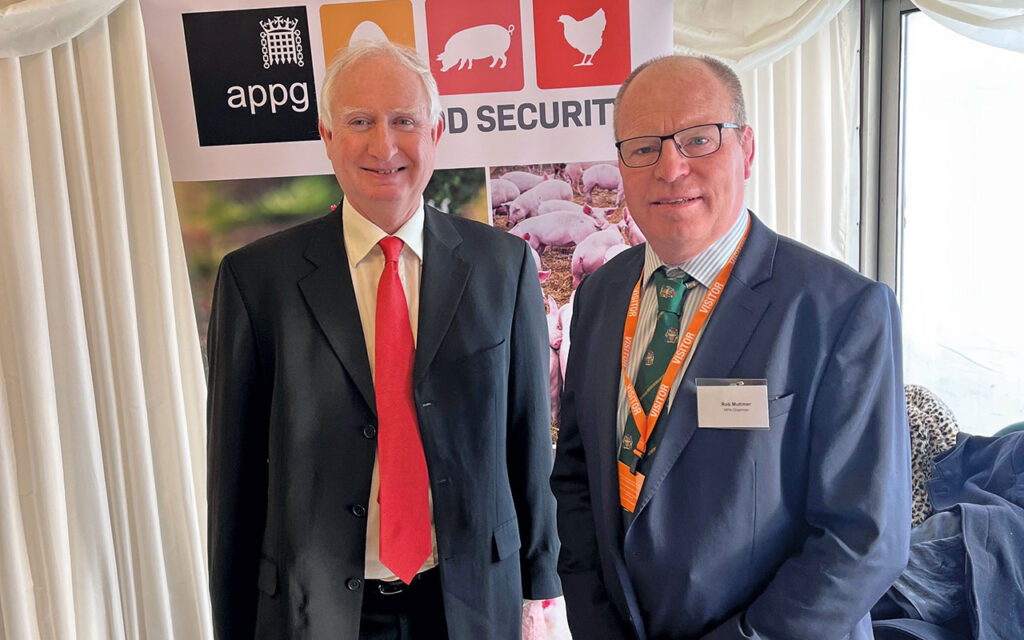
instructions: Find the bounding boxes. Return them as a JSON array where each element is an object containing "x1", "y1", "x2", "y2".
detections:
[{"x1": 615, "y1": 123, "x2": 741, "y2": 168}]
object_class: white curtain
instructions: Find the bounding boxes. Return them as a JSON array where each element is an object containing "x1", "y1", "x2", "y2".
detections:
[
  {"x1": 0, "y1": 0, "x2": 211, "y2": 638},
  {"x1": 673, "y1": 0, "x2": 849, "y2": 71},
  {"x1": 674, "y1": 0, "x2": 859, "y2": 263},
  {"x1": 741, "y1": 3, "x2": 860, "y2": 260},
  {"x1": 916, "y1": 0, "x2": 1024, "y2": 52}
]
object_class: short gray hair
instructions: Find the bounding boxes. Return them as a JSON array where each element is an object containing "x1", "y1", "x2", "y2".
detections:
[
  {"x1": 318, "y1": 40, "x2": 442, "y2": 132},
  {"x1": 613, "y1": 54, "x2": 747, "y2": 137}
]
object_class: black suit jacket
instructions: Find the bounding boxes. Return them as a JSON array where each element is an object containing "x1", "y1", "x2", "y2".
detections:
[{"x1": 207, "y1": 205, "x2": 561, "y2": 639}]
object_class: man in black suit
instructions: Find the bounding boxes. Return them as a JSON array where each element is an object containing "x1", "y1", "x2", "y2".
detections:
[{"x1": 207, "y1": 40, "x2": 560, "y2": 639}]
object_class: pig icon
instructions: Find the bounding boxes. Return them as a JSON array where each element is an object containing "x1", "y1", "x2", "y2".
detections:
[{"x1": 437, "y1": 24, "x2": 515, "y2": 72}]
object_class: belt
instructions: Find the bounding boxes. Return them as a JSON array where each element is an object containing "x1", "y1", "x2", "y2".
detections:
[{"x1": 364, "y1": 568, "x2": 437, "y2": 596}]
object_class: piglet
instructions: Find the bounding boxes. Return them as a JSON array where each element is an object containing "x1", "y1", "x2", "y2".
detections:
[
  {"x1": 530, "y1": 245, "x2": 550, "y2": 283},
  {"x1": 604, "y1": 243, "x2": 630, "y2": 262},
  {"x1": 545, "y1": 295, "x2": 563, "y2": 424},
  {"x1": 490, "y1": 178, "x2": 520, "y2": 209},
  {"x1": 537, "y1": 199, "x2": 583, "y2": 215},
  {"x1": 570, "y1": 223, "x2": 627, "y2": 288},
  {"x1": 499, "y1": 170, "x2": 545, "y2": 192},
  {"x1": 509, "y1": 211, "x2": 601, "y2": 254},
  {"x1": 622, "y1": 207, "x2": 646, "y2": 245},
  {"x1": 563, "y1": 161, "x2": 611, "y2": 195},
  {"x1": 582, "y1": 164, "x2": 622, "y2": 204},
  {"x1": 507, "y1": 180, "x2": 574, "y2": 225}
]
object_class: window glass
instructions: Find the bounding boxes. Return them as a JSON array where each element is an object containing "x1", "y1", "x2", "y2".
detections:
[{"x1": 900, "y1": 11, "x2": 1024, "y2": 435}]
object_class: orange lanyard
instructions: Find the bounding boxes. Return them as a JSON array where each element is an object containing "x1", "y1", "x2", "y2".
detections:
[{"x1": 620, "y1": 220, "x2": 750, "y2": 459}]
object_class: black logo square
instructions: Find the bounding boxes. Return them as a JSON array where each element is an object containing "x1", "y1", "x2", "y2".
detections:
[{"x1": 182, "y1": 7, "x2": 319, "y2": 146}]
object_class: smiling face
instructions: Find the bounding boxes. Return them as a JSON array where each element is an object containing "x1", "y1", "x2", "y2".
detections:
[
  {"x1": 318, "y1": 52, "x2": 442, "y2": 233},
  {"x1": 615, "y1": 58, "x2": 754, "y2": 264}
]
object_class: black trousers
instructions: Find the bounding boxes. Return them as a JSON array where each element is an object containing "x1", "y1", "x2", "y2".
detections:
[{"x1": 358, "y1": 569, "x2": 448, "y2": 640}]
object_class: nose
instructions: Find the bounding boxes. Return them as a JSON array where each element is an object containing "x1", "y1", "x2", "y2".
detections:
[
  {"x1": 653, "y1": 138, "x2": 691, "y2": 181},
  {"x1": 368, "y1": 124, "x2": 396, "y2": 160}
]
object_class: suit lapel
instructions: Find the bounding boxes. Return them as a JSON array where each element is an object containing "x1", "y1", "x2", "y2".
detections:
[
  {"x1": 588, "y1": 249, "x2": 645, "y2": 545},
  {"x1": 298, "y1": 210, "x2": 377, "y2": 415},
  {"x1": 414, "y1": 207, "x2": 471, "y2": 384},
  {"x1": 632, "y1": 213, "x2": 777, "y2": 516}
]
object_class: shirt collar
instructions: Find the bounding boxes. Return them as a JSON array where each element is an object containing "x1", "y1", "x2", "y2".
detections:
[
  {"x1": 643, "y1": 208, "x2": 749, "y2": 288},
  {"x1": 341, "y1": 198, "x2": 426, "y2": 267}
]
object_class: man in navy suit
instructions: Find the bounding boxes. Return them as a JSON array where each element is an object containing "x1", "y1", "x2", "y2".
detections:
[
  {"x1": 207, "y1": 41, "x2": 560, "y2": 639},
  {"x1": 551, "y1": 55, "x2": 911, "y2": 639}
]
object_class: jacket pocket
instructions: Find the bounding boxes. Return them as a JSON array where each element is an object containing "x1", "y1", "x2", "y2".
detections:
[
  {"x1": 437, "y1": 337, "x2": 506, "y2": 367},
  {"x1": 491, "y1": 518, "x2": 521, "y2": 561},
  {"x1": 768, "y1": 393, "x2": 795, "y2": 418}
]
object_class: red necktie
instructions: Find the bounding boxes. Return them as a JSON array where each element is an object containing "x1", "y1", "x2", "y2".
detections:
[{"x1": 375, "y1": 236, "x2": 430, "y2": 584}]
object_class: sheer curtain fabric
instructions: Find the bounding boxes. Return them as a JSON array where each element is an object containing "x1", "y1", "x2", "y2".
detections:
[
  {"x1": 916, "y1": 0, "x2": 1024, "y2": 52},
  {"x1": 673, "y1": 0, "x2": 849, "y2": 71},
  {"x1": 0, "y1": 0, "x2": 211, "y2": 638},
  {"x1": 674, "y1": 0, "x2": 860, "y2": 263}
]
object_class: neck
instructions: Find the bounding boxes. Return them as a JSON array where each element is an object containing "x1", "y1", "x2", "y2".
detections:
[
  {"x1": 649, "y1": 239, "x2": 709, "y2": 266},
  {"x1": 351, "y1": 201, "x2": 417, "y2": 235}
]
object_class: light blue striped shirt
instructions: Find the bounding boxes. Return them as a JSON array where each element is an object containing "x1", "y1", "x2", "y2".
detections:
[{"x1": 616, "y1": 209, "x2": 750, "y2": 442}]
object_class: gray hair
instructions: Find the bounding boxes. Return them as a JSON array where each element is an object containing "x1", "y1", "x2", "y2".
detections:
[
  {"x1": 318, "y1": 40, "x2": 442, "y2": 132},
  {"x1": 613, "y1": 54, "x2": 747, "y2": 137}
]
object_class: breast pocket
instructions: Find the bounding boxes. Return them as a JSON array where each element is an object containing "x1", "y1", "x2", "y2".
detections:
[{"x1": 768, "y1": 392, "x2": 795, "y2": 423}]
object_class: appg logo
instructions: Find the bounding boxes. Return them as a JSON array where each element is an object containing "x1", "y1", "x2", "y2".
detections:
[
  {"x1": 182, "y1": 7, "x2": 319, "y2": 146},
  {"x1": 260, "y1": 15, "x2": 304, "y2": 69}
]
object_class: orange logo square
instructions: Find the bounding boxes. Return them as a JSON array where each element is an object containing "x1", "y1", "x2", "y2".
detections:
[{"x1": 320, "y1": 1, "x2": 416, "y2": 67}]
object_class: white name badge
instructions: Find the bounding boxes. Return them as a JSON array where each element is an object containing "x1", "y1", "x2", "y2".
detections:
[{"x1": 696, "y1": 378, "x2": 770, "y2": 429}]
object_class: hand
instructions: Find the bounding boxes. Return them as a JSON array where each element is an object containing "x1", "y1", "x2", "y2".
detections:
[{"x1": 522, "y1": 599, "x2": 547, "y2": 639}]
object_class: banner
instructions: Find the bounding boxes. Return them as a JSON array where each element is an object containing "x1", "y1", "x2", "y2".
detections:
[{"x1": 141, "y1": 0, "x2": 673, "y2": 181}]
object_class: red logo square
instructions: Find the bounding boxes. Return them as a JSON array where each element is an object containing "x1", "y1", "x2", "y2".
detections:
[
  {"x1": 426, "y1": 0, "x2": 524, "y2": 95},
  {"x1": 533, "y1": 1, "x2": 631, "y2": 89}
]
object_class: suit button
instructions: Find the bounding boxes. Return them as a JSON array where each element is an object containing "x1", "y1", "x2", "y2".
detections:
[
  {"x1": 362, "y1": 424, "x2": 377, "y2": 439},
  {"x1": 350, "y1": 504, "x2": 367, "y2": 518},
  {"x1": 346, "y1": 578, "x2": 362, "y2": 591}
]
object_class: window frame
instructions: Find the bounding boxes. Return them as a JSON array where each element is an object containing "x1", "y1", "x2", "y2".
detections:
[{"x1": 860, "y1": 0, "x2": 917, "y2": 294}]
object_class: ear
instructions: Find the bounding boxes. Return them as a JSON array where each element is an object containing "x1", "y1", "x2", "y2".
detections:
[
  {"x1": 741, "y1": 125, "x2": 755, "y2": 180},
  {"x1": 432, "y1": 115, "x2": 444, "y2": 147},
  {"x1": 318, "y1": 120, "x2": 331, "y2": 142}
]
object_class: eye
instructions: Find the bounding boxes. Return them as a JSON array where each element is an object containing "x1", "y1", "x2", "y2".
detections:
[
  {"x1": 685, "y1": 135, "x2": 711, "y2": 147},
  {"x1": 348, "y1": 117, "x2": 372, "y2": 130},
  {"x1": 625, "y1": 139, "x2": 660, "y2": 158}
]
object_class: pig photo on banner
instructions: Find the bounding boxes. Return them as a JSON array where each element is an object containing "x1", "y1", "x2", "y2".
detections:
[{"x1": 488, "y1": 161, "x2": 645, "y2": 437}]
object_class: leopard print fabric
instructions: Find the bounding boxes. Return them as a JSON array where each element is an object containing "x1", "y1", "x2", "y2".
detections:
[{"x1": 905, "y1": 384, "x2": 959, "y2": 527}]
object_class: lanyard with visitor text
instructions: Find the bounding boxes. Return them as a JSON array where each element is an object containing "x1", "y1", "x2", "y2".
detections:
[{"x1": 618, "y1": 219, "x2": 750, "y2": 512}]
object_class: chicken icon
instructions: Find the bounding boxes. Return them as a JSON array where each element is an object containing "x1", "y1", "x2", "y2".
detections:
[{"x1": 557, "y1": 8, "x2": 606, "y2": 67}]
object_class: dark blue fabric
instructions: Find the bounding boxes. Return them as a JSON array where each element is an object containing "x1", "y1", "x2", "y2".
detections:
[
  {"x1": 873, "y1": 618, "x2": 970, "y2": 640},
  {"x1": 873, "y1": 432, "x2": 1024, "y2": 640}
]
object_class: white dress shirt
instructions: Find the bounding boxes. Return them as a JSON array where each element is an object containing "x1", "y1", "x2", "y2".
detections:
[
  {"x1": 616, "y1": 209, "x2": 750, "y2": 443},
  {"x1": 341, "y1": 198, "x2": 439, "y2": 581}
]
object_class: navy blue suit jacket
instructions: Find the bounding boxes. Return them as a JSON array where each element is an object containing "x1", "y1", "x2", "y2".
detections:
[
  {"x1": 551, "y1": 213, "x2": 911, "y2": 639},
  {"x1": 207, "y1": 206, "x2": 561, "y2": 639}
]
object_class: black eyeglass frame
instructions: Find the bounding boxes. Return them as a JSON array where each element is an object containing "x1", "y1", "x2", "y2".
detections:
[{"x1": 615, "y1": 122, "x2": 742, "y2": 168}]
